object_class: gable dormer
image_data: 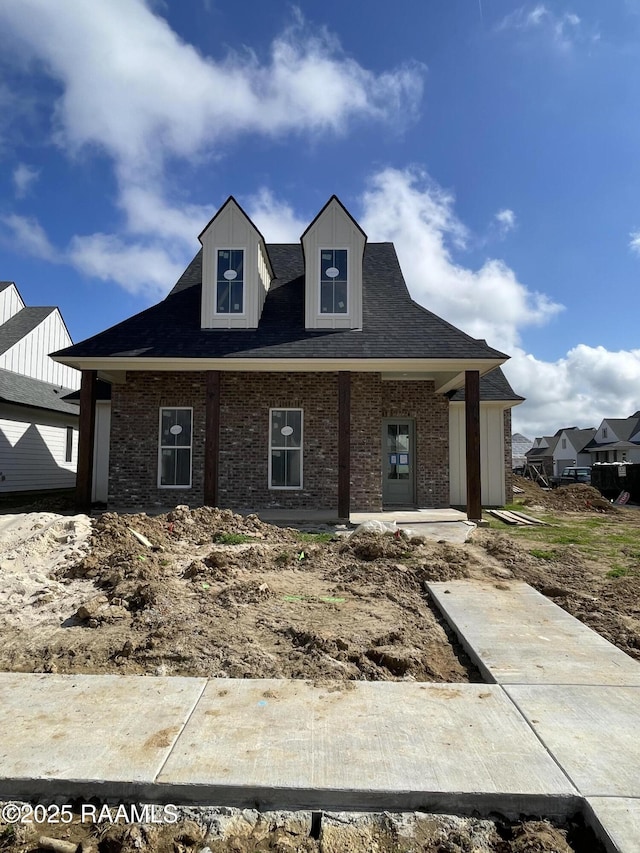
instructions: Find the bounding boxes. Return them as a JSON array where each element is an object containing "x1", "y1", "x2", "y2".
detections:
[
  {"x1": 0, "y1": 282, "x2": 25, "y2": 325},
  {"x1": 595, "y1": 420, "x2": 616, "y2": 444},
  {"x1": 199, "y1": 197, "x2": 273, "y2": 329},
  {"x1": 301, "y1": 196, "x2": 366, "y2": 330}
]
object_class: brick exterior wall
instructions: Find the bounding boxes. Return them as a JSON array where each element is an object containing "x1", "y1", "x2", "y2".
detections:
[
  {"x1": 110, "y1": 373, "x2": 207, "y2": 507},
  {"x1": 381, "y1": 380, "x2": 450, "y2": 507},
  {"x1": 108, "y1": 371, "x2": 451, "y2": 511},
  {"x1": 503, "y1": 408, "x2": 513, "y2": 503}
]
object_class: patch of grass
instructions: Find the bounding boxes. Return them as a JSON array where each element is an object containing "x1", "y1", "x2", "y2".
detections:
[
  {"x1": 494, "y1": 508, "x2": 640, "y2": 579},
  {"x1": 295, "y1": 531, "x2": 334, "y2": 544},
  {"x1": 606, "y1": 565, "x2": 639, "y2": 579},
  {"x1": 529, "y1": 549, "x2": 559, "y2": 561},
  {"x1": 213, "y1": 532, "x2": 256, "y2": 545}
]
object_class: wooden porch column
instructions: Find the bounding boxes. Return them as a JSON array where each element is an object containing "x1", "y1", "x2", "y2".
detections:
[
  {"x1": 204, "y1": 370, "x2": 221, "y2": 507},
  {"x1": 465, "y1": 369, "x2": 482, "y2": 522},
  {"x1": 338, "y1": 371, "x2": 351, "y2": 521},
  {"x1": 76, "y1": 369, "x2": 97, "y2": 511}
]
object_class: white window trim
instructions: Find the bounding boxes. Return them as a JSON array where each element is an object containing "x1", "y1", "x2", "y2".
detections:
[
  {"x1": 214, "y1": 247, "x2": 246, "y2": 317},
  {"x1": 158, "y1": 406, "x2": 193, "y2": 489},
  {"x1": 318, "y1": 248, "x2": 349, "y2": 316},
  {"x1": 269, "y1": 407, "x2": 303, "y2": 490}
]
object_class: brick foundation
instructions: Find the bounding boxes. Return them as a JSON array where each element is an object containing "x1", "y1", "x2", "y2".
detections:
[{"x1": 108, "y1": 371, "x2": 452, "y2": 511}]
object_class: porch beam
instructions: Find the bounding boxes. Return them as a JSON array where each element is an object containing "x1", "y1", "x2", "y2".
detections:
[
  {"x1": 76, "y1": 369, "x2": 97, "y2": 511},
  {"x1": 204, "y1": 370, "x2": 221, "y2": 507},
  {"x1": 465, "y1": 369, "x2": 482, "y2": 522},
  {"x1": 338, "y1": 371, "x2": 351, "y2": 521}
]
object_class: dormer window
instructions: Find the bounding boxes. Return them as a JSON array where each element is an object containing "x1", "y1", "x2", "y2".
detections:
[
  {"x1": 320, "y1": 249, "x2": 348, "y2": 314},
  {"x1": 216, "y1": 249, "x2": 244, "y2": 314}
]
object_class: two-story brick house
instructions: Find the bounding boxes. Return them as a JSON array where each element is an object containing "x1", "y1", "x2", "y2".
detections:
[{"x1": 53, "y1": 195, "x2": 523, "y2": 518}]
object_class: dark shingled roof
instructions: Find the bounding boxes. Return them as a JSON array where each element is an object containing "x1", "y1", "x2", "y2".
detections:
[
  {"x1": 0, "y1": 369, "x2": 79, "y2": 416},
  {"x1": 0, "y1": 281, "x2": 16, "y2": 293},
  {"x1": 62, "y1": 378, "x2": 112, "y2": 402},
  {"x1": 526, "y1": 435, "x2": 560, "y2": 459},
  {"x1": 55, "y1": 243, "x2": 508, "y2": 362},
  {"x1": 449, "y1": 367, "x2": 523, "y2": 402},
  {"x1": 0, "y1": 307, "x2": 56, "y2": 356}
]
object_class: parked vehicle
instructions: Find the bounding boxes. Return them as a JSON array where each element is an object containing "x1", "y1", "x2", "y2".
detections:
[{"x1": 550, "y1": 466, "x2": 591, "y2": 488}]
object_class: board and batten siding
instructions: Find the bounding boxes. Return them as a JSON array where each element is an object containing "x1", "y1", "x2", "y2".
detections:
[
  {"x1": 449, "y1": 403, "x2": 506, "y2": 507},
  {"x1": 0, "y1": 404, "x2": 77, "y2": 492},
  {"x1": 91, "y1": 401, "x2": 111, "y2": 503},
  {"x1": 200, "y1": 200, "x2": 271, "y2": 330},
  {"x1": 0, "y1": 284, "x2": 24, "y2": 326},
  {"x1": 0, "y1": 310, "x2": 80, "y2": 389},
  {"x1": 302, "y1": 198, "x2": 365, "y2": 331}
]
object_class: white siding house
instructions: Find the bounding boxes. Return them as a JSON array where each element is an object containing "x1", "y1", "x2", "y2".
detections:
[
  {"x1": 553, "y1": 427, "x2": 596, "y2": 475},
  {"x1": 0, "y1": 282, "x2": 80, "y2": 494},
  {"x1": 584, "y1": 415, "x2": 640, "y2": 464}
]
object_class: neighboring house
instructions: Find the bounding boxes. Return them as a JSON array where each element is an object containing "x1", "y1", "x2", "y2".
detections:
[
  {"x1": 583, "y1": 413, "x2": 640, "y2": 464},
  {"x1": 511, "y1": 432, "x2": 533, "y2": 470},
  {"x1": 553, "y1": 427, "x2": 596, "y2": 475},
  {"x1": 525, "y1": 435, "x2": 559, "y2": 480},
  {"x1": 53, "y1": 195, "x2": 523, "y2": 516},
  {"x1": 0, "y1": 282, "x2": 80, "y2": 494}
]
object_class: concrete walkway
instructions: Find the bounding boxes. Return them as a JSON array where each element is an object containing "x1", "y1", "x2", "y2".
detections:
[
  {"x1": 0, "y1": 582, "x2": 638, "y2": 851},
  {"x1": 428, "y1": 580, "x2": 640, "y2": 852}
]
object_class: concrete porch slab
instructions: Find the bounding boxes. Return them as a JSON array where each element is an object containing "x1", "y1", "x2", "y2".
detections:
[
  {"x1": 351, "y1": 509, "x2": 469, "y2": 523},
  {"x1": 156, "y1": 679, "x2": 576, "y2": 815},
  {"x1": 505, "y1": 685, "x2": 640, "y2": 797},
  {"x1": 427, "y1": 580, "x2": 640, "y2": 685},
  {"x1": 584, "y1": 798, "x2": 640, "y2": 853},
  {"x1": 0, "y1": 673, "x2": 206, "y2": 801}
]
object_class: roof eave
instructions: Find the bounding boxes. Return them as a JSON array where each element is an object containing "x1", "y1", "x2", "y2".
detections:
[{"x1": 51, "y1": 354, "x2": 507, "y2": 380}]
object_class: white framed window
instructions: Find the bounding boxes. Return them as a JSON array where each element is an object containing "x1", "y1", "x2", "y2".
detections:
[
  {"x1": 561, "y1": 438, "x2": 566, "y2": 449},
  {"x1": 320, "y1": 249, "x2": 348, "y2": 314},
  {"x1": 269, "y1": 408, "x2": 303, "y2": 489},
  {"x1": 158, "y1": 407, "x2": 192, "y2": 488},
  {"x1": 602, "y1": 427, "x2": 608, "y2": 439},
  {"x1": 216, "y1": 249, "x2": 244, "y2": 314}
]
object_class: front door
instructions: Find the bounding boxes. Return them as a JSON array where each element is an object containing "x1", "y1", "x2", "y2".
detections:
[{"x1": 382, "y1": 419, "x2": 416, "y2": 506}]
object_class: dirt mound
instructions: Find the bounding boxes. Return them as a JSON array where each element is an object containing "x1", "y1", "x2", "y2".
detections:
[
  {"x1": 0, "y1": 506, "x2": 489, "y2": 681},
  {"x1": 513, "y1": 476, "x2": 616, "y2": 513}
]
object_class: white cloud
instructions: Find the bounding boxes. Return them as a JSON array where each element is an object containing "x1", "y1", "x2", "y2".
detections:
[
  {"x1": 0, "y1": 0, "x2": 424, "y2": 296},
  {"x1": 506, "y1": 346, "x2": 640, "y2": 437},
  {"x1": 497, "y1": 4, "x2": 590, "y2": 50},
  {"x1": 0, "y1": 213, "x2": 58, "y2": 261},
  {"x1": 245, "y1": 189, "x2": 308, "y2": 243},
  {"x1": 359, "y1": 167, "x2": 560, "y2": 354},
  {"x1": 629, "y1": 230, "x2": 640, "y2": 254},
  {"x1": 119, "y1": 186, "x2": 214, "y2": 246},
  {"x1": 12, "y1": 163, "x2": 40, "y2": 198},
  {"x1": 67, "y1": 233, "x2": 185, "y2": 298},
  {"x1": 0, "y1": 0, "x2": 423, "y2": 180},
  {"x1": 495, "y1": 208, "x2": 516, "y2": 236}
]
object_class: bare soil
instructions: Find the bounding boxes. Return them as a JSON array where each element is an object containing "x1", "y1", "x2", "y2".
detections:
[
  {"x1": 0, "y1": 506, "x2": 484, "y2": 682},
  {"x1": 0, "y1": 806, "x2": 597, "y2": 853},
  {"x1": 1, "y1": 483, "x2": 631, "y2": 853}
]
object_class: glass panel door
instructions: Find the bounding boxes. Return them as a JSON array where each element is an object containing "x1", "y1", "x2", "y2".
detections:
[{"x1": 382, "y1": 419, "x2": 415, "y2": 505}]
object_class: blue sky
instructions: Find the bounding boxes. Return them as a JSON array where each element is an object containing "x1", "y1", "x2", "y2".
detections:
[{"x1": 1, "y1": 0, "x2": 639, "y2": 438}]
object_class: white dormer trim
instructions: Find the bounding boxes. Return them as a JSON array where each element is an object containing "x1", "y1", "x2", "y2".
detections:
[
  {"x1": 301, "y1": 196, "x2": 366, "y2": 331},
  {"x1": 199, "y1": 197, "x2": 273, "y2": 330}
]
